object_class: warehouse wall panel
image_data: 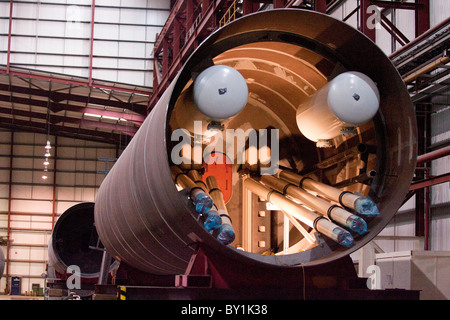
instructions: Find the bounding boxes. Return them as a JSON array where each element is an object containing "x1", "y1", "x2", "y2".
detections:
[
  {"x1": 0, "y1": 130, "x2": 118, "y2": 294},
  {"x1": 431, "y1": 206, "x2": 450, "y2": 251},
  {"x1": 375, "y1": 11, "x2": 393, "y2": 55},
  {"x1": 430, "y1": 0, "x2": 450, "y2": 27},
  {"x1": 0, "y1": 1, "x2": 170, "y2": 88},
  {"x1": 56, "y1": 201, "x2": 84, "y2": 215}
]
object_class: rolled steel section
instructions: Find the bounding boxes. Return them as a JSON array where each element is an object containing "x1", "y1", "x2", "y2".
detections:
[
  {"x1": 94, "y1": 9, "x2": 416, "y2": 274},
  {"x1": 48, "y1": 202, "x2": 115, "y2": 278},
  {"x1": 94, "y1": 85, "x2": 200, "y2": 274}
]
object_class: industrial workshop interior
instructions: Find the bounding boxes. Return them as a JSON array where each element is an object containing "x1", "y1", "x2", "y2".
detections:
[{"x1": 0, "y1": 0, "x2": 449, "y2": 303}]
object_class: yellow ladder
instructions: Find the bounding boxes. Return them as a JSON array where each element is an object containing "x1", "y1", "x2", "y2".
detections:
[{"x1": 219, "y1": 0, "x2": 240, "y2": 27}]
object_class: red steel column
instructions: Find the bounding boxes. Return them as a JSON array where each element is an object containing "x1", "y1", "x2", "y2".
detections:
[
  {"x1": 314, "y1": 0, "x2": 327, "y2": 13},
  {"x1": 273, "y1": 0, "x2": 285, "y2": 9},
  {"x1": 162, "y1": 37, "x2": 169, "y2": 77},
  {"x1": 202, "y1": 0, "x2": 210, "y2": 16},
  {"x1": 186, "y1": 0, "x2": 194, "y2": 32},
  {"x1": 424, "y1": 174, "x2": 430, "y2": 250},
  {"x1": 173, "y1": 17, "x2": 181, "y2": 61},
  {"x1": 415, "y1": 0, "x2": 430, "y2": 37},
  {"x1": 415, "y1": 105, "x2": 426, "y2": 239},
  {"x1": 6, "y1": 0, "x2": 13, "y2": 73},
  {"x1": 243, "y1": 0, "x2": 258, "y2": 15},
  {"x1": 88, "y1": 0, "x2": 96, "y2": 86},
  {"x1": 360, "y1": 0, "x2": 376, "y2": 42},
  {"x1": 5, "y1": 131, "x2": 14, "y2": 294}
]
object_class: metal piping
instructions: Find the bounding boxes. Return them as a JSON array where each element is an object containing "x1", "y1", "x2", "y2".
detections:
[{"x1": 416, "y1": 145, "x2": 450, "y2": 165}]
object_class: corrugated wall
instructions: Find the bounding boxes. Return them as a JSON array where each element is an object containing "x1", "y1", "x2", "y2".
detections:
[
  {"x1": 0, "y1": 129, "x2": 118, "y2": 294},
  {"x1": 0, "y1": 0, "x2": 170, "y2": 87}
]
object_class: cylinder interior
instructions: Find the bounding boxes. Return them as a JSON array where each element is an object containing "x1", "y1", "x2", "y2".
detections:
[
  {"x1": 166, "y1": 9, "x2": 417, "y2": 267},
  {"x1": 51, "y1": 202, "x2": 105, "y2": 276}
]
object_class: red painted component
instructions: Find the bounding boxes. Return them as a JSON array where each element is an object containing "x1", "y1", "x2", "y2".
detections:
[
  {"x1": 6, "y1": 0, "x2": 13, "y2": 73},
  {"x1": 202, "y1": 152, "x2": 233, "y2": 203},
  {"x1": 314, "y1": 0, "x2": 327, "y2": 13},
  {"x1": 242, "y1": 0, "x2": 258, "y2": 15},
  {"x1": 199, "y1": 245, "x2": 357, "y2": 291},
  {"x1": 175, "y1": 248, "x2": 213, "y2": 288},
  {"x1": 416, "y1": 146, "x2": 450, "y2": 165},
  {"x1": 273, "y1": 0, "x2": 285, "y2": 9},
  {"x1": 410, "y1": 172, "x2": 450, "y2": 191},
  {"x1": 415, "y1": 0, "x2": 430, "y2": 37},
  {"x1": 370, "y1": 0, "x2": 423, "y2": 10},
  {"x1": 112, "y1": 245, "x2": 378, "y2": 299},
  {"x1": 360, "y1": 0, "x2": 376, "y2": 42},
  {"x1": 88, "y1": 0, "x2": 96, "y2": 86}
]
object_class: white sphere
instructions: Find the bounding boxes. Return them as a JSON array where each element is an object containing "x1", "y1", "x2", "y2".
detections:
[
  {"x1": 193, "y1": 65, "x2": 248, "y2": 120},
  {"x1": 328, "y1": 71, "x2": 380, "y2": 126}
]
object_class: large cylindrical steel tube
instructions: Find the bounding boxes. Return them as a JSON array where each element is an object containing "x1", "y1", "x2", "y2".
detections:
[
  {"x1": 48, "y1": 202, "x2": 116, "y2": 279},
  {"x1": 94, "y1": 9, "x2": 416, "y2": 275}
]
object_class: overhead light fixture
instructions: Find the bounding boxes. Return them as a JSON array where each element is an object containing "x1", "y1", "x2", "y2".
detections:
[
  {"x1": 102, "y1": 115, "x2": 121, "y2": 121},
  {"x1": 84, "y1": 112, "x2": 127, "y2": 122},
  {"x1": 84, "y1": 112, "x2": 101, "y2": 118},
  {"x1": 44, "y1": 118, "x2": 51, "y2": 181}
]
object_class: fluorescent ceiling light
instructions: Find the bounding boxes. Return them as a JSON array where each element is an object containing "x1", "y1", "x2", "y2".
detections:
[
  {"x1": 84, "y1": 113, "x2": 101, "y2": 118},
  {"x1": 102, "y1": 115, "x2": 120, "y2": 120},
  {"x1": 84, "y1": 113, "x2": 127, "y2": 122}
]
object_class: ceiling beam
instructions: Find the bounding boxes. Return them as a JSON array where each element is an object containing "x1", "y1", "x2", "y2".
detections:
[
  {"x1": 0, "y1": 115, "x2": 129, "y2": 145},
  {"x1": 0, "y1": 93, "x2": 145, "y2": 124},
  {"x1": 0, "y1": 105, "x2": 138, "y2": 136},
  {"x1": 0, "y1": 83, "x2": 148, "y2": 115}
]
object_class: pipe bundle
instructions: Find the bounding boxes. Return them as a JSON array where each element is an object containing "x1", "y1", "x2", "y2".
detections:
[
  {"x1": 171, "y1": 166, "x2": 235, "y2": 245},
  {"x1": 245, "y1": 169, "x2": 380, "y2": 248}
]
